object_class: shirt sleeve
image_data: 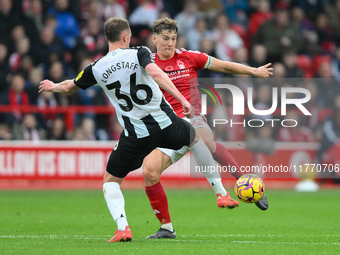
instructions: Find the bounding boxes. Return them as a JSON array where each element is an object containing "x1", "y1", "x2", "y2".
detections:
[
  {"x1": 137, "y1": 46, "x2": 155, "y2": 69},
  {"x1": 74, "y1": 64, "x2": 97, "y2": 90},
  {"x1": 186, "y1": 50, "x2": 212, "y2": 70}
]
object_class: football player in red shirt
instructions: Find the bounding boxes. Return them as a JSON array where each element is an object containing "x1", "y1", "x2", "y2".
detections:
[{"x1": 143, "y1": 18, "x2": 273, "y2": 239}]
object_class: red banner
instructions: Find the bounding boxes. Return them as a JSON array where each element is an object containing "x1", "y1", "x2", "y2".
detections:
[{"x1": 0, "y1": 142, "x2": 319, "y2": 180}]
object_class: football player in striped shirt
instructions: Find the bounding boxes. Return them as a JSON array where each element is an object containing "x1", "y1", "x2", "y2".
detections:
[{"x1": 39, "y1": 17, "x2": 236, "y2": 242}]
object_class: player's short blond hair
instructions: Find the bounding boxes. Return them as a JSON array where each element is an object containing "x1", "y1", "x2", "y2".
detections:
[
  {"x1": 104, "y1": 17, "x2": 130, "y2": 42},
  {"x1": 152, "y1": 18, "x2": 178, "y2": 34}
]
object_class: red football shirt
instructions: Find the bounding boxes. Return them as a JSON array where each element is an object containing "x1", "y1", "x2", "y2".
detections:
[{"x1": 154, "y1": 48, "x2": 212, "y2": 117}]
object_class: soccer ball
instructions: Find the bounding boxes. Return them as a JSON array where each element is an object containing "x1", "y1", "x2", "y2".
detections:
[{"x1": 234, "y1": 174, "x2": 265, "y2": 203}]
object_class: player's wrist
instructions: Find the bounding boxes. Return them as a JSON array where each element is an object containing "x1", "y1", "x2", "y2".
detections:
[{"x1": 250, "y1": 67, "x2": 258, "y2": 77}]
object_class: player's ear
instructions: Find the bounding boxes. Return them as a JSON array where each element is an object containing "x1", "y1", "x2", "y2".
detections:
[
  {"x1": 122, "y1": 32, "x2": 128, "y2": 43},
  {"x1": 151, "y1": 34, "x2": 157, "y2": 44}
]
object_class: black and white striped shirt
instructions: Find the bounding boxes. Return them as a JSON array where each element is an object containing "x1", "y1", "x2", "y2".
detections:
[{"x1": 74, "y1": 46, "x2": 175, "y2": 138}]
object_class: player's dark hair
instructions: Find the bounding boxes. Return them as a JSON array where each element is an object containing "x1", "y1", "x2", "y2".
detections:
[
  {"x1": 152, "y1": 18, "x2": 178, "y2": 34},
  {"x1": 104, "y1": 17, "x2": 130, "y2": 43}
]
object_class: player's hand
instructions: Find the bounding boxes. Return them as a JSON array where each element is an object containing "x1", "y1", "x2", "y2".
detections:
[
  {"x1": 254, "y1": 63, "x2": 273, "y2": 78},
  {"x1": 182, "y1": 101, "x2": 195, "y2": 119},
  {"x1": 39, "y1": 79, "x2": 55, "y2": 93}
]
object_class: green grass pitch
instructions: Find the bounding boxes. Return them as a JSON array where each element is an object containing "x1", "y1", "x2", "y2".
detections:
[{"x1": 1, "y1": 189, "x2": 339, "y2": 255}]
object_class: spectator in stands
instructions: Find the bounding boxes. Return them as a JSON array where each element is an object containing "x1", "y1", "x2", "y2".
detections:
[
  {"x1": 80, "y1": 0, "x2": 101, "y2": 27},
  {"x1": 0, "y1": 123, "x2": 12, "y2": 140},
  {"x1": 252, "y1": 1, "x2": 302, "y2": 62},
  {"x1": 72, "y1": 127, "x2": 86, "y2": 140},
  {"x1": 46, "y1": 117, "x2": 68, "y2": 140},
  {"x1": 324, "y1": 0, "x2": 340, "y2": 42},
  {"x1": 26, "y1": 67, "x2": 44, "y2": 105},
  {"x1": 316, "y1": 61, "x2": 340, "y2": 107},
  {"x1": 80, "y1": 117, "x2": 100, "y2": 140},
  {"x1": 221, "y1": 0, "x2": 248, "y2": 26},
  {"x1": 46, "y1": 61, "x2": 70, "y2": 106},
  {"x1": 212, "y1": 13, "x2": 244, "y2": 61},
  {"x1": 0, "y1": 0, "x2": 19, "y2": 44},
  {"x1": 186, "y1": 19, "x2": 212, "y2": 51},
  {"x1": 129, "y1": 0, "x2": 159, "y2": 28},
  {"x1": 291, "y1": 6, "x2": 319, "y2": 54},
  {"x1": 12, "y1": 113, "x2": 45, "y2": 140},
  {"x1": 271, "y1": 62, "x2": 286, "y2": 79},
  {"x1": 0, "y1": 41, "x2": 10, "y2": 93},
  {"x1": 8, "y1": 24, "x2": 27, "y2": 53},
  {"x1": 37, "y1": 25, "x2": 66, "y2": 70},
  {"x1": 331, "y1": 46, "x2": 340, "y2": 81},
  {"x1": 293, "y1": 0, "x2": 325, "y2": 21},
  {"x1": 174, "y1": 0, "x2": 200, "y2": 36},
  {"x1": 81, "y1": 17, "x2": 106, "y2": 60},
  {"x1": 248, "y1": 0, "x2": 273, "y2": 39},
  {"x1": 314, "y1": 13, "x2": 336, "y2": 53},
  {"x1": 24, "y1": 0, "x2": 44, "y2": 32},
  {"x1": 277, "y1": 109, "x2": 315, "y2": 142},
  {"x1": 37, "y1": 90, "x2": 59, "y2": 127},
  {"x1": 48, "y1": 0, "x2": 81, "y2": 50},
  {"x1": 0, "y1": 73, "x2": 31, "y2": 127},
  {"x1": 100, "y1": 0, "x2": 127, "y2": 21},
  {"x1": 233, "y1": 46, "x2": 249, "y2": 66},
  {"x1": 249, "y1": 44, "x2": 268, "y2": 67},
  {"x1": 9, "y1": 36, "x2": 32, "y2": 72},
  {"x1": 7, "y1": 13, "x2": 40, "y2": 51},
  {"x1": 197, "y1": 0, "x2": 222, "y2": 13},
  {"x1": 282, "y1": 51, "x2": 304, "y2": 78}
]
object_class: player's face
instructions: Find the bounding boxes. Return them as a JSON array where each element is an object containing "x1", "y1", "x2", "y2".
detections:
[{"x1": 152, "y1": 30, "x2": 177, "y2": 59}]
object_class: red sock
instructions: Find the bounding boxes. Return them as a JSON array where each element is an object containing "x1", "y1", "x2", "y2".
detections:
[
  {"x1": 145, "y1": 182, "x2": 171, "y2": 224},
  {"x1": 213, "y1": 142, "x2": 242, "y2": 179}
]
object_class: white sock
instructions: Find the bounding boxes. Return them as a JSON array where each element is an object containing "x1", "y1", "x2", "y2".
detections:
[
  {"x1": 161, "y1": 222, "x2": 174, "y2": 232},
  {"x1": 103, "y1": 182, "x2": 129, "y2": 231},
  {"x1": 191, "y1": 139, "x2": 227, "y2": 196},
  {"x1": 211, "y1": 179, "x2": 227, "y2": 196}
]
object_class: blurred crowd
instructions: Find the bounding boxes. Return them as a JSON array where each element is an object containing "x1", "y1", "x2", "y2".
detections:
[{"x1": 0, "y1": 0, "x2": 340, "y2": 165}]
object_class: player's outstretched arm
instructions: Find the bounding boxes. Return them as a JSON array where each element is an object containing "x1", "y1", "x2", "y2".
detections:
[
  {"x1": 145, "y1": 63, "x2": 194, "y2": 118},
  {"x1": 209, "y1": 57, "x2": 273, "y2": 78},
  {"x1": 39, "y1": 79, "x2": 79, "y2": 94}
]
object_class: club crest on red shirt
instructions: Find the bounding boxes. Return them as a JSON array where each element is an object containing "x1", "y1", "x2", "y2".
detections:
[{"x1": 177, "y1": 60, "x2": 185, "y2": 69}]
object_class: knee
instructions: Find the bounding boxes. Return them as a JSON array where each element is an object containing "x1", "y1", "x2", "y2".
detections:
[{"x1": 142, "y1": 163, "x2": 161, "y2": 185}]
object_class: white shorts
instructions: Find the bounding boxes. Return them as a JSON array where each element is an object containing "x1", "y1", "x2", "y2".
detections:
[{"x1": 158, "y1": 114, "x2": 210, "y2": 164}]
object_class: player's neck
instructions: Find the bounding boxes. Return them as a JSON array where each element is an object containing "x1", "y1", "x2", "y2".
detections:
[
  {"x1": 108, "y1": 42, "x2": 127, "y2": 52},
  {"x1": 157, "y1": 51, "x2": 175, "y2": 60}
]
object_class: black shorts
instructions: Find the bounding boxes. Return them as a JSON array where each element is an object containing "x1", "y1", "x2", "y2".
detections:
[{"x1": 106, "y1": 116, "x2": 195, "y2": 178}]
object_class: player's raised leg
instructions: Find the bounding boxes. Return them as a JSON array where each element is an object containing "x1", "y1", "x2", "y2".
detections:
[
  {"x1": 143, "y1": 149, "x2": 176, "y2": 239},
  {"x1": 103, "y1": 171, "x2": 132, "y2": 242},
  {"x1": 195, "y1": 125, "x2": 268, "y2": 210},
  {"x1": 189, "y1": 134, "x2": 239, "y2": 209}
]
